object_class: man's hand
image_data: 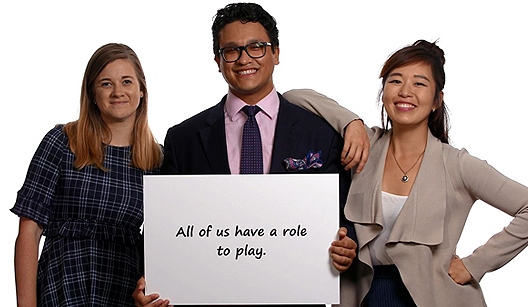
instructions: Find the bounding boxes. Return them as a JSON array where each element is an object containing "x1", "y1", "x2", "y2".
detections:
[
  {"x1": 329, "y1": 227, "x2": 357, "y2": 272},
  {"x1": 342, "y1": 120, "x2": 369, "y2": 173}
]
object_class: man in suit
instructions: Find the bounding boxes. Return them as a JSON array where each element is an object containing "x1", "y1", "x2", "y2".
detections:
[{"x1": 134, "y1": 3, "x2": 368, "y2": 306}]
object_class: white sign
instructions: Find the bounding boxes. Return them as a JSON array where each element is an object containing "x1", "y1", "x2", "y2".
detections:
[{"x1": 143, "y1": 174, "x2": 340, "y2": 305}]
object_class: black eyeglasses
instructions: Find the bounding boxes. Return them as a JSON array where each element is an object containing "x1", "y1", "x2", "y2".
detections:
[{"x1": 218, "y1": 42, "x2": 273, "y2": 63}]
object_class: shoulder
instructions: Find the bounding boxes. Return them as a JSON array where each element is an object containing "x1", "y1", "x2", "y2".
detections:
[
  {"x1": 166, "y1": 100, "x2": 224, "y2": 136},
  {"x1": 367, "y1": 126, "x2": 386, "y2": 143},
  {"x1": 439, "y1": 142, "x2": 496, "y2": 191},
  {"x1": 441, "y1": 143, "x2": 474, "y2": 166},
  {"x1": 46, "y1": 124, "x2": 67, "y2": 140},
  {"x1": 279, "y1": 94, "x2": 338, "y2": 131},
  {"x1": 25, "y1": 125, "x2": 69, "y2": 176},
  {"x1": 39, "y1": 124, "x2": 68, "y2": 150}
]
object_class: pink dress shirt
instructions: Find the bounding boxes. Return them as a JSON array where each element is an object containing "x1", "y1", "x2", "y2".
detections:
[{"x1": 224, "y1": 89, "x2": 279, "y2": 174}]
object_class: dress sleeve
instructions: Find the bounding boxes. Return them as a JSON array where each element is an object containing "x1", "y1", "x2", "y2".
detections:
[
  {"x1": 10, "y1": 126, "x2": 66, "y2": 227},
  {"x1": 283, "y1": 89, "x2": 361, "y2": 137},
  {"x1": 457, "y1": 149, "x2": 528, "y2": 282}
]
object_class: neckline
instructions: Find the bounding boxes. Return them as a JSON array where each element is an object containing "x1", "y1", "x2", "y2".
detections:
[
  {"x1": 104, "y1": 143, "x2": 132, "y2": 149},
  {"x1": 382, "y1": 190, "x2": 409, "y2": 198}
]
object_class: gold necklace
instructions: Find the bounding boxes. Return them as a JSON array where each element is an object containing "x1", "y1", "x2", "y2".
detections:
[{"x1": 391, "y1": 140, "x2": 426, "y2": 183}]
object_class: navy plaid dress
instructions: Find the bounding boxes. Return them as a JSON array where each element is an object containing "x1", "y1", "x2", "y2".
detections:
[{"x1": 11, "y1": 125, "x2": 159, "y2": 306}]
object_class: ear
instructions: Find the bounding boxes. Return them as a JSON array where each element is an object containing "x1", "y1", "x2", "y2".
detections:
[
  {"x1": 215, "y1": 55, "x2": 221, "y2": 72},
  {"x1": 140, "y1": 91, "x2": 144, "y2": 98},
  {"x1": 273, "y1": 46, "x2": 280, "y2": 65},
  {"x1": 434, "y1": 91, "x2": 444, "y2": 109}
]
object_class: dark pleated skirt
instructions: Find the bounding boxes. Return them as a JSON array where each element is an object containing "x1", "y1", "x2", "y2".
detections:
[{"x1": 364, "y1": 265, "x2": 417, "y2": 307}]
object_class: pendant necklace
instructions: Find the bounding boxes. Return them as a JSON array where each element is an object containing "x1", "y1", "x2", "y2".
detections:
[{"x1": 391, "y1": 139, "x2": 426, "y2": 183}]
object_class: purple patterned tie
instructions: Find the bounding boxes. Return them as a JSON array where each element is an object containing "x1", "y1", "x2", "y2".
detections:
[{"x1": 240, "y1": 105, "x2": 263, "y2": 174}]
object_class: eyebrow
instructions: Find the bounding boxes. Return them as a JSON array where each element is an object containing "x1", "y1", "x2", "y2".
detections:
[
  {"x1": 97, "y1": 75, "x2": 136, "y2": 82},
  {"x1": 221, "y1": 39, "x2": 263, "y2": 47},
  {"x1": 388, "y1": 72, "x2": 431, "y2": 82}
]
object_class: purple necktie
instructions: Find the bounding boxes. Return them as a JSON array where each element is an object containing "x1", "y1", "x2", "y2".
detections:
[{"x1": 240, "y1": 105, "x2": 263, "y2": 174}]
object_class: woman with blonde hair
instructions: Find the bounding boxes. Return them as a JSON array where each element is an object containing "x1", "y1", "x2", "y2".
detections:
[{"x1": 12, "y1": 43, "x2": 162, "y2": 306}]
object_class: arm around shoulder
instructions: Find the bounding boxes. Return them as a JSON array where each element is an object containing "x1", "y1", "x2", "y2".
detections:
[
  {"x1": 284, "y1": 89, "x2": 371, "y2": 172},
  {"x1": 283, "y1": 89, "x2": 360, "y2": 136}
]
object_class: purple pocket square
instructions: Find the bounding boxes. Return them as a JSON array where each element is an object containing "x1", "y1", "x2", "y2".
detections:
[{"x1": 283, "y1": 150, "x2": 323, "y2": 171}]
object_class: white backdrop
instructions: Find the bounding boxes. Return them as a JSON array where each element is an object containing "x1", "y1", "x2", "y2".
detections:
[{"x1": 1, "y1": 1, "x2": 527, "y2": 306}]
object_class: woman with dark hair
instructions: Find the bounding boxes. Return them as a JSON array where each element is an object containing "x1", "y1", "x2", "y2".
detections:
[
  {"x1": 12, "y1": 43, "x2": 162, "y2": 306},
  {"x1": 284, "y1": 40, "x2": 528, "y2": 306}
]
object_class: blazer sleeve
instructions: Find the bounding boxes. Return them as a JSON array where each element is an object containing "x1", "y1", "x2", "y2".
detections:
[
  {"x1": 161, "y1": 126, "x2": 180, "y2": 174},
  {"x1": 455, "y1": 149, "x2": 528, "y2": 282},
  {"x1": 283, "y1": 89, "x2": 361, "y2": 136}
]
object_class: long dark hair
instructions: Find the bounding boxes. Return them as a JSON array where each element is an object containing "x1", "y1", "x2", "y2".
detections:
[{"x1": 378, "y1": 40, "x2": 450, "y2": 144}]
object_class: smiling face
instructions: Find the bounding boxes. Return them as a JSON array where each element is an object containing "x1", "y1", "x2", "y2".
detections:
[
  {"x1": 382, "y1": 62, "x2": 442, "y2": 130},
  {"x1": 215, "y1": 21, "x2": 279, "y2": 105},
  {"x1": 94, "y1": 58, "x2": 143, "y2": 126}
]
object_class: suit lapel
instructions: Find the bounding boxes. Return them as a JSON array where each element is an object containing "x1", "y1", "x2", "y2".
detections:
[
  {"x1": 199, "y1": 98, "x2": 231, "y2": 174},
  {"x1": 270, "y1": 95, "x2": 301, "y2": 173}
]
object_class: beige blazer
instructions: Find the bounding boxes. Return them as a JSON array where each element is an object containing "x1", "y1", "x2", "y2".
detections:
[{"x1": 284, "y1": 89, "x2": 528, "y2": 307}]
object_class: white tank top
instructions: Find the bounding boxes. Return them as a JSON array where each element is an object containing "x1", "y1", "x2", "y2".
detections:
[{"x1": 369, "y1": 191, "x2": 407, "y2": 265}]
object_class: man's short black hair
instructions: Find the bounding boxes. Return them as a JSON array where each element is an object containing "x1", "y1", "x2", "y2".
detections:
[{"x1": 212, "y1": 3, "x2": 279, "y2": 56}]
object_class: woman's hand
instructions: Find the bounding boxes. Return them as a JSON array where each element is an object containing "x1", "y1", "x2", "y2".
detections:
[
  {"x1": 132, "y1": 276, "x2": 171, "y2": 307},
  {"x1": 342, "y1": 120, "x2": 369, "y2": 173},
  {"x1": 448, "y1": 255, "x2": 473, "y2": 284}
]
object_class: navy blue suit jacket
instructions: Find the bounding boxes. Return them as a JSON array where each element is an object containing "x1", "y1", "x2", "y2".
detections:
[{"x1": 161, "y1": 93, "x2": 355, "y2": 241}]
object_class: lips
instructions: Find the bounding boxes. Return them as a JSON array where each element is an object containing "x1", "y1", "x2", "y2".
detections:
[
  {"x1": 237, "y1": 68, "x2": 257, "y2": 75},
  {"x1": 394, "y1": 102, "x2": 416, "y2": 111}
]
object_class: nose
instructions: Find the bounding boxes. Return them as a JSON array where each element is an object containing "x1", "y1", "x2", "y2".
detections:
[
  {"x1": 237, "y1": 48, "x2": 253, "y2": 64},
  {"x1": 112, "y1": 83, "x2": 125, "y2": 97},
  {"x1": 399, "y1": 82, "x2": 413, "y2": 97}
]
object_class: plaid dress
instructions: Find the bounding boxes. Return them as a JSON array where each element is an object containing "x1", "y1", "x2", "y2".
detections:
[{"x1": 11, "y1": 125, "x2": 159, "y2": 306}]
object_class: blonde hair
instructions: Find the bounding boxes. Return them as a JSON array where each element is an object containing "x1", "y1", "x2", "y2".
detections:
[{"x1": 64, "y1": 43, "x2": 162, "y2": 171}]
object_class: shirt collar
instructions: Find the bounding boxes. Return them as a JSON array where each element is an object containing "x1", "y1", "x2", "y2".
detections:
[{"x1": 225, "y1": 88, "x2": 279, "y2": 121}]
